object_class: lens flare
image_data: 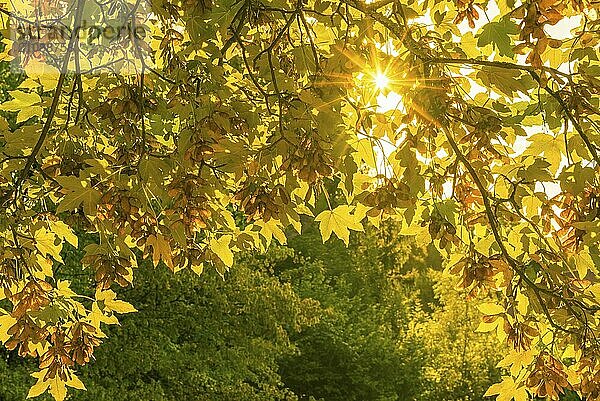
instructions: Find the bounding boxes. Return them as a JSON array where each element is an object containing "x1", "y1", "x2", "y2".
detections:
[{"x1": 374, "y1": 72, "x2": 389, "y2": 90}]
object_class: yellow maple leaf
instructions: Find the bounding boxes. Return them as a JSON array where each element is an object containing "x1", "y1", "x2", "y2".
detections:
[
  {"x1": 56, "y1": 280, "x2": 77, "y2": 298},
  {"x1": 96, "y1": 290, "x2": 137, "y2": 314},
  {"x1": 477, "y1": 302, "x2": 505, "y2": 316},
  {"x1": 145, "y1": 234, "x2": 175, "y2": 271},
  {"x1": 28, "y1": 368, "x2": 85, "y2": 401},
  {"x1": 484, "y1": 376, "x2": 529, "y2": 401},
  {"x1": 48, "y1": 220, "x2": 78, "y2": 248},
  {"x1": 210, "y1": 235, "x2": 234, "y2": 267},
  {"x1": 0, "y1": 311, "x2": 16, "y2": 343},
  {"x1": 88, "y1": 302, "x2": 119, "y2": 328},
  {"x1": 572, "y1": 249, "x2": 595, "y2": 280},
  {"x1": 497, "y1": 349, "x2": 535, "y2": 377},
  {"x1": 34, "y1": 228, "x2": 63, "y2": 263},
  {"x1": 23, "y1": 59, "x2": 60, "y2": 90},
  {"x1": 27, "y1": 370, "x2": 51, "y2": 399},
  {"x1": 0, "y1": 90, "x2": 43, "y2": 123},
  {"x1": 34, "y1": 255, "x2": 54, "y2": 279},
  {"x1": 258, "y1": 219, "x2": 287, "y2": 245},
  {"x1": 315, "y1": 205, "x2": 364, "y2": 246}
]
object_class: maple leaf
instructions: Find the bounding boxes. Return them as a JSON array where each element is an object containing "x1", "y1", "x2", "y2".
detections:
[
  {"x1": 34, "y1": 228, "x2": 63, "y2": 263},
  {"x1": 28, "y1": 369, "x2": 86, "y2": 401},
  {"x1": 88, "y1": 301, "x2": 119, "y2": 328},
  {"x1": 315, "y1": 205, "x2": 364, "y2": 246},
  {"x1": 55, "y1": 177, "x2": 101, "y2": 216},
  {"x1": 0, "y1": 90, "x2": 43, "y2": 123},
  {"x1": 0, "y1": 312, "x2": 16, "y2": 343},
  {"x1": 477, "y1": 19, "x2": 519, "y2": 57},
  {"x1": 484, "y1": 377, "x2": 529, "y2": 401},
  {"x1": 475, "y1": 67, "x2": 531, "y2": 97},
  {"x1": 145, "y1": 234, "x2": 175, "y2": 271},
  {"x1": 210, "y1": 235, "x2": 234, "y2": 267},
  {"x1": 96, "y1": 289, "x2": 137, "y2": 314},
  {"x1": 498, "y1": 349, "x2": 536, "y2": 377},
  {"x1": 48, "y1": 220, "x2": 78, "y2": 248},
  {"x1": 478, "y1": 302, "x2": 505, "y2": 315}
]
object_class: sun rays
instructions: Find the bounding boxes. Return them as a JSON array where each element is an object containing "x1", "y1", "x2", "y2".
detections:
[{"x1": 373, "y1": 71, "x2": 390, "y2": 91}]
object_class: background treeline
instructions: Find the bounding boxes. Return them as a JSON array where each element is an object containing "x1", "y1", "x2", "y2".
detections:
[{"x1": 0, "y1": 222, "x2": 505, "y2": 401}]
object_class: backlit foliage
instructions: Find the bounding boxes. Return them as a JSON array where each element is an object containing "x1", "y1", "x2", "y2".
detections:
[{"x1": 0, "y1": 0, "x2": 598, "y2": 399}]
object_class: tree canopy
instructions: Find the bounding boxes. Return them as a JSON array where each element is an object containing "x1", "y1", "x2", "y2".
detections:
[{"x1": 0, "y1": 0, "x2": 598, "y2": 399}]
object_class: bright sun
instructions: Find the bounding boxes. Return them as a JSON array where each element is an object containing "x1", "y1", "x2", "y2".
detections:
[{"x1": 373, "y1": 72, "x2": 389, "y2": 90}]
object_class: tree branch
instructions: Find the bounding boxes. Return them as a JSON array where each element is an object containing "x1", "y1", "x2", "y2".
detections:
[
  {"x1": 5, "y1": 0, "x2": 86, "y2": 207},
  {"x1": 428, "y1": 57, "x2": 600, "y2": 166}
]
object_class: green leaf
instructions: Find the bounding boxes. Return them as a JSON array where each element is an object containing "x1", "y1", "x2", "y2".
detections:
[
  {"x1": 477, "y1": 19, "x2": 519, "y2": 57},
  {"x1": 55, "y1": 177, "x2": 101, "y2": 216},
  {"x1": 475, "y1": 67, "x2": 531, "y2": 97}
]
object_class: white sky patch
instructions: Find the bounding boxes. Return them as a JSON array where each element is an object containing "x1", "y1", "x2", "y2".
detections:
[
  {"x1": 545, "y1": 15, "x2": 581, "y2": 40},
  {"x1": 537, "y1": 181, "x2": 562, "y2": 198}
]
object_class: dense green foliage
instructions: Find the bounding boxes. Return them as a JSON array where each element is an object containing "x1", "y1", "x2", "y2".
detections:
[
  {"x1": 281, "y1": 224, "x2": 505, "y2": 401},
  {"x1": 0, "y1": 225, "x2": 505, "y2": 400}
]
